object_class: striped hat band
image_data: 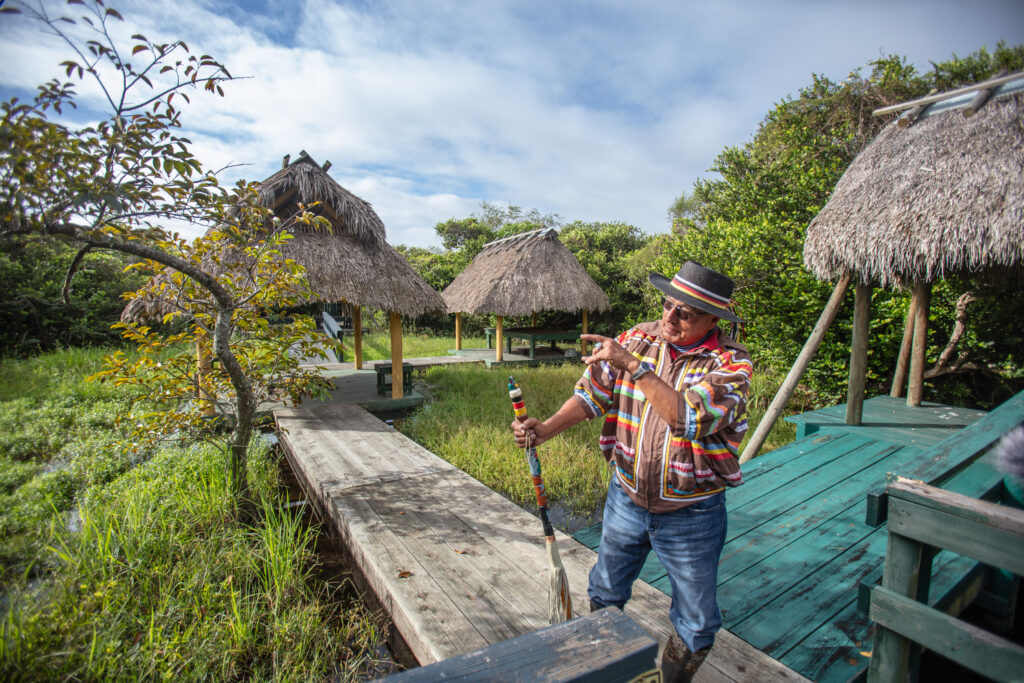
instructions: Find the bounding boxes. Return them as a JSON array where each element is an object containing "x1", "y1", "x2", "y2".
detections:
[{"x1": 670, "y1": 275, "x2": 733, "y2": 313}]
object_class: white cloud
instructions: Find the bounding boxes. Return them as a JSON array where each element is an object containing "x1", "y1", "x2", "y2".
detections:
[{"x1": 2, "y1": 0, "x2": 1022, "y2": 247}]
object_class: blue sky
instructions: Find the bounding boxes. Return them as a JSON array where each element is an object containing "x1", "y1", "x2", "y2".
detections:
[{"x1": 2, "y1": 0, "x2": 1023, "y2": 248}]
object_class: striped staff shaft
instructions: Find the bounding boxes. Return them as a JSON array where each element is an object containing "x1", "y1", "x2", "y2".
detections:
[{"x1": 508, "y1": 377, "x2": 553, "y2": 531}]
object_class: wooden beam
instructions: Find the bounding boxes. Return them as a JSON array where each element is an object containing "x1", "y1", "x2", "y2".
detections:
[
  {"x1": 353, "y1": 305, "x2": 363, "y2": 370},
  {"x1": 495, "y1": 315, "x2": 504, "y2": 362},
  {"x1": 908, "y1": 282, "x2": 931, "y2": 407},
  {"x1": 454, "y1": 312, "x2": 462, "y2": 351},
  {"x1": 846, "y1": 280, "x2": 872, "y2": 425},
  {"x1": 890, "y1": 291, "x2": 918, "y2": 398},
  {"x1": 739, "y1": 272, "x2": 851, "y2": 463},
  {"x1": 581, "y1": 309, "x2": 589, "y2": 356},
  {"x1": 390, "y1": 310, "x2": 403, "y2": 399}
]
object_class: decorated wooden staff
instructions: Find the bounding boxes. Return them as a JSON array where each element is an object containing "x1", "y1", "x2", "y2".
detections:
[{"x1": 508, "y1": 376, "x2": 573, "y2": 624}]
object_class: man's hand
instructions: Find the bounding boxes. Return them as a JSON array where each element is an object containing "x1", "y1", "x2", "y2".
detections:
[
  {"x1": 581, "y1": 333, "x2": 640, "y2": 375},
  {"x1": 511, "y1": 416, "x2": 549, "y2": 448}
]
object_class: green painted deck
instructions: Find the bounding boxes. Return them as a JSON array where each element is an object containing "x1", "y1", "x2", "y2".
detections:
[{"x1": 572, "y1": 395, "x2": 1018, "y2": 682}]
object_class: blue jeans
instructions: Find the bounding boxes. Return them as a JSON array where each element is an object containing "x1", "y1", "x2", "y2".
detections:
[{"x1": 588, "y1": 476, "x2": 727, "y2": 652}]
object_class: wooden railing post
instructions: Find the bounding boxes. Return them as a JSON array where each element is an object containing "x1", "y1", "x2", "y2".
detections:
[{"x1": 868, "y1": 477, "x2": 1024, "y2": 682}]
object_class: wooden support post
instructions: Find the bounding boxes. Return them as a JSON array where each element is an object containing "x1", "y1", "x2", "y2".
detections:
[
  {"x1": 531, "y1": 311, "x2": 537, "y2": 327},
  {"x1": 846, "y1": 280, "x2": 872, "y2": 425},
  {"x1": 389, "y1": 310, "x2": 403, "y2": 399},
  {"x1": 581, "y1": 309, "x2": 589, "y2": 356},
  {"x1": 908, "y1": 282, "x2": 931, "y2": 407},
  {"x1": 868, "y1": 532, "x2": 928, "y2": 681},
  {"x1": 454, "y1": 312, "x2": 462, "y2": 351},
  {"x1": 740, "y1": 272, "x2": 852, "y2": 464},
  {"x1": 890, "y1": 291, "x2": 918, "y2": 398},
  {"x1": 353, "y1": 305, "x2": 363, "y2": 370},
  {"x1": 195, "y1": 328, "x2": 215, "y2": 417},
  {"x1": 496, "y1": 315, "x2": 504, "y2": 362}
]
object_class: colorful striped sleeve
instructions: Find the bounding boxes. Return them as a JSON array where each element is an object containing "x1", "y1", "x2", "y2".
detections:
[{"x1": 675, "y1": 349, "x2": 752, "y2": 439}]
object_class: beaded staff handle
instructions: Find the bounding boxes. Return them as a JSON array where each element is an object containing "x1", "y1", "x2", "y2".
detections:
[{"x1": 508, "y1": 376, "x2": 555, "y2": 538}]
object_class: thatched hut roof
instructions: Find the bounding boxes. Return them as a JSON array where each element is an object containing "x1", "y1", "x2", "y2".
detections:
[
  {"x1": 804, "y1": 79, "x2": 1024, "y2": 287},
  {"x1": 441, "y1": 227, "x2": 610, "y2": 316},
  {"x1": 123, "y1": 152, "x2": 445, "y2": 320}
]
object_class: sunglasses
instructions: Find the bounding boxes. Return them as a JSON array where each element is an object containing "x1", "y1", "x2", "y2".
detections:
[{"x1": 662, "y1": 298, "x2": 709, "y2": 322}]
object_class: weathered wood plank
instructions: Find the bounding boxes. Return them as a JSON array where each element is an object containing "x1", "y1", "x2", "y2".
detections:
[
  {"x1": 734, "y1": 431, "x2": 853, "y2": 486},
  {"x1": 718, "y1": 441, "x2": 911, "y2": 584},
  {"x1": 729, "y1": 433, "x2": 874, "y2": 505},
  {"x1": 385, "y1": 607, "x2": 658, "y2": 683},
  {"x1": 329, "y1": 479, "x2": 493, "y2": 663},
  {"x1": 869, "y1": 586, "x2": 1024, "y2": 682},
  {"x1": 718, "y1": 504, "x2": 878, "y2": 624}
]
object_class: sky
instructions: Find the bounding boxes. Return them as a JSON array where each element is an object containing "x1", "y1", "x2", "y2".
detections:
[{"x1": 2, "y1": 0, "x2": 1023, "y2": 248}]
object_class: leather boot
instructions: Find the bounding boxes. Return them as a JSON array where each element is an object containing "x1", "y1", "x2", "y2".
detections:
[{"x1": 660, "y1": 634, "x2": 711, "y2": 683}]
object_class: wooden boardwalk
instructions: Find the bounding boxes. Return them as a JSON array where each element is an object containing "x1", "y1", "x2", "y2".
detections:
[
  {"x1": 573, "y1": 395, "x2": 1007, "y2": 682},
  {"x1": 274, "y1": 401, "x2": 806, "y2": 681}
]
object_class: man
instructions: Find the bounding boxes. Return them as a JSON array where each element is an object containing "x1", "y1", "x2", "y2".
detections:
[{"x1": 511, "y1": 261, "x2": 752, "y2": 682}]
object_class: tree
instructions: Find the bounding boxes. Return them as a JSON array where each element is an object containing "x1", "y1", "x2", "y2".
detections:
[
  {"x1": 0, "y1": 0, "x2": 332, "y2": 503},
  {"x1": 559, "y1": 221, "x2": 653, "y2": 334},
  {"x1": 664, "y1": 45, "x2": 1024, "y2": 405}
]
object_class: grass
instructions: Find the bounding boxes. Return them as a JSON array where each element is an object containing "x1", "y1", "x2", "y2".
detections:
[
  {"x1": 400, "y1": 364, "x2": 610, "y2": 527},
  {"x1": 353, "y1": 332, "x2": 488, "y2": 361},
  {"x1": 0, "y1": 347, "x2": 387, "y2": 681}
]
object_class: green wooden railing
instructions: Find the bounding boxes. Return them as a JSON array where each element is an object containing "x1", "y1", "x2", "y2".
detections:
[{"x1": 867, "y1": 476, "x2": 1024, "y2": 682}]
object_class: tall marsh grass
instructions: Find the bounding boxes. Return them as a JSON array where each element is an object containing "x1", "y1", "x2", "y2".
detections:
[{"x1": 0, "y1": 348, "x2": 386, "y2": 681}]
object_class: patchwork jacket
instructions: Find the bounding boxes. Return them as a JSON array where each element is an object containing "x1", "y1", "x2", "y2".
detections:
[{"x1": 572, "y1": 321, "x2": 752, "y2": 513}]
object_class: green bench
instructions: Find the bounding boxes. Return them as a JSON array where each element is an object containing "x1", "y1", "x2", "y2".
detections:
[{"x1": 375, "y1": 363, "x2": 414, "y2": 395}]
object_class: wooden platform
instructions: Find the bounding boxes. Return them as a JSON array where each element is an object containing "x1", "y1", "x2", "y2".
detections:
[
  {"x1": 274, "y1": 402, "x2": 806, "y2": 682},
  {"x1": 573, "y1": 395, "x2": 1003, "y2": 682}
]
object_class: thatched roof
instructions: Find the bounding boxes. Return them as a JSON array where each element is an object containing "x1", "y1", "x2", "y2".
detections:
[
  {"x1": 123, "y1": 152, "x2": 445, "y2": 320},
  {"x1": 441, "y1": 227, "x2": 610, "y2": 316},
  {"x1": 804, "y1": 81, "x2": 1024, "y2": 287}
]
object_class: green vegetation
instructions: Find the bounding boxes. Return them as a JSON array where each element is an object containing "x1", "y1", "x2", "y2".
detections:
[
  {"x1": 0, "y1": 349, "x2": 386, "y2": 680},
  {"x1": 0, "y1": 240, "x2": 145, "y2": 356}
]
